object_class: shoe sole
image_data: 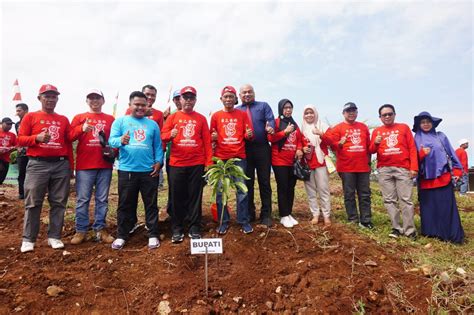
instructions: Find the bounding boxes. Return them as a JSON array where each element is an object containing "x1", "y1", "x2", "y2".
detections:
[{"x1": 47, "y1": 240, "x2": 64, "y2": 249}]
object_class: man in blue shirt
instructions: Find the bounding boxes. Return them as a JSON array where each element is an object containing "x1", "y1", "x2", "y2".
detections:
[
  {"x1": 236, "y1": 84, "x2": 275, "y2": 227},
  {"x1": 109, "y1": 91, "x2": 164, "y2": 250}
]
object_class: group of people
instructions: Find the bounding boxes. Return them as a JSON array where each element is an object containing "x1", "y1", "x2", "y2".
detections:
[{"x1": 0, "y1": 83, "x2": 468, "y2": 253}]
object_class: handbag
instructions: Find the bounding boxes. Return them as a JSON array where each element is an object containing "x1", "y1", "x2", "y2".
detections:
[
  {"x1": 98, "y1": 131, "x2": 116, "y2": 164},
  {"x1": 436, "y1": 133, "x2": 463, "y2": 188},
  {"x1": 293, "y1": 158, "x2": 311, "y2": 181}
]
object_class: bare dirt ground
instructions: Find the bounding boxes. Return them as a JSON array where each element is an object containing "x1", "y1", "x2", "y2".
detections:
[{"x1": 0, "y1": 184, "x2": 431, "y2": 314}]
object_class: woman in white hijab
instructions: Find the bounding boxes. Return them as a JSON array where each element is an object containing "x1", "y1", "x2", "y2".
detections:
[{"x1": 299, "y1": 105, "x2": 332, "y2": 226}]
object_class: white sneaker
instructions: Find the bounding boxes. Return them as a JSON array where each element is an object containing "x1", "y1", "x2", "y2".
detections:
[
  {"x1": 111, "y1": 238, "x2": 126, "y2": 250},
  {"x1": 280, "y1": 216, "x2": 294, "y2": 228},
  {"x1": 47, "y1": 238, "x2": 65, "y2": 249},
  {"x1": 20, "y1": 241, "x2": 35, "y2": 253},
  {"x1": 148, "y1": 237, "x2": 160, "y2": 249},
  {"x1": 289, "y1": 215, "x2": 299, "y2": 226}
]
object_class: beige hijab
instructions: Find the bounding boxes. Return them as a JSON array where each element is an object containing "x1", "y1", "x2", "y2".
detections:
[{"x1": 301, "y1": 105, "x2": 328, "y2": 164}]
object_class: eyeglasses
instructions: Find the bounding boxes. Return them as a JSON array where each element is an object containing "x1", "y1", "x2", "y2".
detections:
[
  {"x1": 380, "y1": 112, "x2": 394, "y2": 117},
  {"x1": 182, "y1": 95, "x2": 196, "y2": 101}
]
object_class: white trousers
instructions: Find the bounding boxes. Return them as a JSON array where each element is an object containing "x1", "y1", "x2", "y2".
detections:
[{"x1": 304, "y1": 166, "x2": 331, "y2": 218}]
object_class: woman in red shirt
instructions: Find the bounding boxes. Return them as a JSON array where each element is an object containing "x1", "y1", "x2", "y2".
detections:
[
  {"x1": 268, "y1": 99, "x2": 302, "y2": 228},
  {"x1": 413, "y1": 111, "x2": 464, "y2": 244}
]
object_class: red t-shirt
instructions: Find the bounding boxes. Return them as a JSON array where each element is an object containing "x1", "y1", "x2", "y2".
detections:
[
  {"x1": 268, "y1": 118, "x2": 303, "y2": 166},
  {"x1": 70, "y1": 112, "x2": 115, "y2": 170},
  {"x1": 17, "y1": 111, "x2": 73, "y2": 162},
  {"x1": 210, "y1": 109, "x2": 251, "y2": 160},
  {"x1": 369, "y1": 123, "x2": 418, "y2": 171},
  {"x1": 161, "y1": 111, "x2": 212, "y2": 167},
  {"x1": 301, "y1": 136, "x2": 329, "y2": 170},
  {"x1": 0, "y1": 131, "x2": 17, "y2": 162},
  {"x1": 125, "y1": 107, "x2": 163, "y2": 130},
  {"x1": 455, "y1": 147, "x2": 468, "y2": 173},
  {"x1": 322, "y1": 121, "x2": 370, "y2": 172}
]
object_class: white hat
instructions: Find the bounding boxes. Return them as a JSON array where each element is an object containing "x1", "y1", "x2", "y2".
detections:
[{"x1": 458, "y1": 138, "x2": 469, "y2": 146}]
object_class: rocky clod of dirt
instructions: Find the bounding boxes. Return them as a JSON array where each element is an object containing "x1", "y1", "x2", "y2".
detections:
[
  {"x1": 157, "y1": 300, "x2": 171, "y2": 315},
  {"x1": 46, "y1": 285, "x2": 65, "y2": 297}
]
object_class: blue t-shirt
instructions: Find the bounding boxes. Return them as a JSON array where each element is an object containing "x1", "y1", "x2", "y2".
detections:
[{"x1": 109, "y1": 115, "x2": 164, "y2": 172}]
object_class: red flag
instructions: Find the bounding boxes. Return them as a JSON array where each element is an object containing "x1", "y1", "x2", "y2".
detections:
[{"x1": 12, "y1": 79, "x2": 22, "y2": 103}]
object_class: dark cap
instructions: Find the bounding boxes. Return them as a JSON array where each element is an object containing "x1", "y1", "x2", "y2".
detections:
[
  {"x1": 343, "y1": 102, "x2": 358, "y2": 111},
  {"x1": 1, "y1": 117, "x2": 14, "y2": 124}
]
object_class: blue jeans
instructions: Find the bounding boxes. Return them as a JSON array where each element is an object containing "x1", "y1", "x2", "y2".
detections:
[
  {"x1": 75, "y1": 169, "x2": 113, "y2": 232},
  {"x1": 216, "y1": 159, "x2": 249, "y2": 225},
  {"x1": 460, "y1": 174, "x2": 469, "y2": 194}
]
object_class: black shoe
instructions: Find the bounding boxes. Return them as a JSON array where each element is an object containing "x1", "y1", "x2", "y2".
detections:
[
  {"x1": 260, "y1": 216, "x2": 273, "y2": 227},
  {"x1": 389, "y1": 229, "x2": 402, "y2": 238},
  {"x1": 188, "y1": 231, "x2": 201, "y2": 239},
  {"x1": 406, "y1": 232, "x2": 417, "y2": 241},
  {"x1": 359, "y1": 222, "x2": 374, "y2": 230},
  {"x1": 171, "y1": 232, "x2": 184, "y2": 243}
]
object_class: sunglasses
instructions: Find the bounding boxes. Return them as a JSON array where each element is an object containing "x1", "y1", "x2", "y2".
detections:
[
  {"x1": 182, "y1": 95, "x2": 196, "y2": 101},
  {"x1": 380, "y1": 112, "x2": 394, "y2": 117}
]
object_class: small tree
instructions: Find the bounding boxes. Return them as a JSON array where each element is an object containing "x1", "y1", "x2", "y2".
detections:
[{"x1": 204, "y1": 157, "x2": 249, "y2": 227}]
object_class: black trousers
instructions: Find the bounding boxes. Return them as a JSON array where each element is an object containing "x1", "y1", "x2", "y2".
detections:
[
  {"x1": 117, "y1": 171, "x2": 159, "y2": 240},
  {"x1": 245, "y1": 142, "x2": 272, "y2": 221},
  {"x1": 339, "y1": 172, "x2": 372, "y2": 224},
  {"x1": 17, "y1": 156, "x2": 29, "y2": 196},
  {"x1": 272, "y1": 165, "x2": 297, "y2": 217},
  {"x1": 169, "y1": 165, "x2": 204, "y2": 234},
  {"x1": 0, "y1": 160, "x2": 9, "y2": 185}
]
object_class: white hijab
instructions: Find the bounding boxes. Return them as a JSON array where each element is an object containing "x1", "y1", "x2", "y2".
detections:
[{"x1": 301, "y1": 105, "x2": 328, "y2": 164}]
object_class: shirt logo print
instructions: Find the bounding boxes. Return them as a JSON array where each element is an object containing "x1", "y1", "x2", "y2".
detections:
[
  {"x1": 93, "y1": 123, "x2": 105, "y2": 138},
  {"x1": 183, "y1": 123, "x2": 196, "y2": 138},
  {"x1": 134, "y1": 129, "x2": 146, "y2": 142},
  {"x1": 224, "y1": 122, "x2": 236, "y2": 137},
  {"x1": 287, "y1": 131, "x2": 296, "y2": 143},
  {"x1": 48, "y1": 125, "x2": 60, "y2": 141},
  {"x1": 386, "y1": 133, "x2": 399, "y2": 148}
]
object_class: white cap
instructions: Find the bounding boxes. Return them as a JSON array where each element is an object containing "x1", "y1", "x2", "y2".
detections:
[
  {"x1": 86, "y1": 89, "x2": 104, "y2": 98},
  {"x1": 458, "y1": 138, "x2": 469, "y2": 146}
]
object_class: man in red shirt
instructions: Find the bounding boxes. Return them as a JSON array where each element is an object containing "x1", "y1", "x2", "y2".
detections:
[
  {"x1": 0, "y1": 117, "x2": 17, "y2": 185},
  {"x1": 369, "y1": 104, "x2": 418, "y2": 239},
  {"x1": 69, "y1": 89, "x2": 115, "y2": 245},
  {"x1": 455, "y1": 139, "x2": 469, "y2": 195},
  {"x1": 210, "y1": 86, "x2": 253, "y2": 234},
  {"x1": 18, "y1": 84, "x2": 73, "y2": 253},
  {"x1": 161, "y1": 86, "x2": 212, "y2": 242},
  {"x1": 322, "y1": 102, "x2": 373, "y2": 228},
  {"x1": 15, "y1": 103, "x2": 29, "y2": 199}
]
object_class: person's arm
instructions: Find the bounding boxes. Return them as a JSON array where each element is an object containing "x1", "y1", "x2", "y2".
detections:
[
  {"x1": 17, "y1": 114, "x2": 38, "y2": 147},
  {"x1": 161, "y1": 113, "x2": 175, "y2": 143},
  {"x1": 150, "y1": 124, "x2": 164, "y2": 177},
  {"x1": 368, "y1": 128, "x2": 381, "y2": 154},
  {"x1": 263, "y1": 103, "x2": 276, "y2": 130},
  {"x1": 201, "y1": 117, "x2": 213, "y2": 166},
  {"x1": 64, "y1": 120, "x2": 75, "y2": 171},
  {"x1": 210, "y1": 114, "x2": 218, "y2": 142},
  {"x1": 69, "y1": 114, "x2": 86, "y2": 142},
  {"x1": 108, "y1": 118, "x2": 124, "y2": 148},
  {"x1": 267, "y1": 119, "x2": 285, "y2": 143},
  {"x1": 406, "y1": 125, "x2": 419, "y2": 172}
]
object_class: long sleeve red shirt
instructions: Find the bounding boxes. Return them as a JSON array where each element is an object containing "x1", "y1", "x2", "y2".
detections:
[
  {"x1": 0, "y1": 131, "x2": 17, "y2": 162},
  {"x1": 322, "y1": 121, "x2": 371, "y2": 172},
  {"x1": 161, "y1": 111, "x2": 212, "y2": 167},
  {"x1": 70, "y1": 112, "x2": 115, "y2": 170},
  {"x1": 301, "y1": 135, "x2": 329, "y2": 170},
  {"x1": 369, "y1": 123, "x2": 418, "y2": 171},
  {"x1": 210, "y1": 109, "x2": 251, "y2": 160},
  {"x1": 455, "y1": 147, "x2": 468, "y2": 173},
  {"x1": 17, "y1": 111, "x2": 73, "y2": 165},
  {"x1": 268, "y1": 118, "x2": 303, "y2": 167}
]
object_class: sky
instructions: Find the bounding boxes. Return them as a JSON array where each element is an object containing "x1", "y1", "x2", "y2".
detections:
[{"x1": 1, "y1": 0, "x2": 473, "y2": 163}]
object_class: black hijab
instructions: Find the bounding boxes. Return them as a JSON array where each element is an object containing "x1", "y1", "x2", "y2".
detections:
[{"x1": 277, "y1": 99, "x2": 298, "y2": 150}]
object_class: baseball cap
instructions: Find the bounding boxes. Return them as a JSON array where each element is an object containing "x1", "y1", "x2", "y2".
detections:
[
  {"x1": 458, "y1": 138, "x2": 469, "y2": 146},
  {"x1": 86, "y1": 89, "x2": 104, "y2": 98},
  {"x1": 172, "y1": 90, "x2": 181, "y2": 98},
  {"x1": 1, "y1": 117, "x2": 13, "y2": 124},
  {"x1": 180, "y1": 86, "x2": 197, "y2": 96},
  {"x1": 38, "y1": 84, "x2": 60, "y2": 95},
  {"x1": 221, "y1": 86, "x2": 237, "y2": 96},
  {"x1": 343, "y1": 102, "x2": 357, "y2": 111}
]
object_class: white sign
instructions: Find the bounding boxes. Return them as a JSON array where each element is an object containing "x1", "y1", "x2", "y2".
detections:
[{"x1": 190, "y1": 238, "x2": 223, "y2": 254}]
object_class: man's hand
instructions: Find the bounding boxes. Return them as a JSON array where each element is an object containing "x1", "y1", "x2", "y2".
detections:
[
  {"x1": 338, "y1": 130, "x2": 349, "y2": 147},
  {"x1": 265, "y1": 121, "x2": 274, "y2": 135},
  {"x1": 374, "y1": 131, "x2": 382, "y2": 145},
  {"x1": 36, "y1": 129, "x2": 51, "y2": 143},
  {"x1": 410, "y1": 170, "x2": 418, "y2": 178},
  {"x1": 296, "y1": 150, "x2": 303, "y2": 159},
  {"x1": 82, "y1": 120, "x2": 94, "y2": 133},
  {"x1": 170, "y1": 124, "x2": 178, "y2": 139},
  {"x1": 211, "y1": 128, "x2": 218, "y2": 141},
  {"x1": 163, "y1": 106, "x2": 171, "y2": 120},
  {"x1": 246, "y1": 126, "x2": 253, "y2": 139},
  {"x1": 150, "y1": 162, "x2": 161, "y2": 177},
  {"x1": 121, "y1": 131, "x2": 130, "y2": 145},
  {"x1": 302, "y1": 146, "x2": 311, "y2": 154}
]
